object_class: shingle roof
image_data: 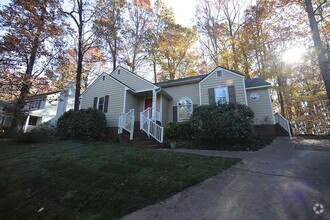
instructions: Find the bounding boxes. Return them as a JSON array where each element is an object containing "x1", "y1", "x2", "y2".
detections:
[
  {"x1": 244, "y1": 78, "x2": 271, "y2": 88},
  {"x1": 155, "y1": 75, "x2": 206, "y2": 87},
  {"x1": 156, "y1": 75, "x2": 271, "y2": 89}
]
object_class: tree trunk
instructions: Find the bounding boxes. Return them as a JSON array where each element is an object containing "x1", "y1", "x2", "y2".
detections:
[
  {"x1": 10, "y1": 7, "x2": 46, "y2": 130},
  {"x1": 74, "y1": 0, "x2": 83, "y2": 111},
  {"x1": 153, "y1": 59, "x2": 157, "y2": 83},
  {"x1": 305, "y1": 0, "x2": 330, "y2": 102}
]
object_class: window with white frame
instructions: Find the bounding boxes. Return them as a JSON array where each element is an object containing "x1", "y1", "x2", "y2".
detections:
[
  {"x1": 26, "y1": 99, "x2": 42, "y2": 110},
  {"x1": 215, "y1": 87, "x2": 228, "y2": 105},
  {"x1": 178, "y1": 97, "x2": 193, "y2": 122},
  {"x1": 93, "y1": 95, "x2": 109, "y2": 113}
]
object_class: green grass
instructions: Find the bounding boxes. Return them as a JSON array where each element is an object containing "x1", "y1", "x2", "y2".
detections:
[{"x1": 0, "y1": 140, "x2": 239, "y2": 219}]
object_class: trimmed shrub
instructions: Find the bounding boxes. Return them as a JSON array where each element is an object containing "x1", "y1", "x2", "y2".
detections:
[
  {"x1": 164, "y1": 121, "x2": 192, "y2": 140},
  {"x1": 57, "y1": 108, "x2": 106, "y2": 140},
  {"x1": 190, "y1": 103, "x2": 254, "y2": 143}
]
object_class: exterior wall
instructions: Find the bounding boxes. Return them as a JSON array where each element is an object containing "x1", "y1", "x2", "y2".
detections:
[
  {"x1": 161, "y1": 96, "x2": 169, "y2": 126},
  {"x1": 81, "y1": 74, "x2": 125, "y2": 127},
  {"x1": 163, "y1": 83, "x2": 200, "y2": 123},
  {"x1": 125, "y1": 91, "x2": 140, "y2": 120},
  {"x1": 246, "y1": 88, "x2": 275, "y2": 125},
  {"x1": 28, "y1": 93, "x2": 61, "y2": 123},
  {"x1": 111, "y1": 67, "x2": 155, "y2": 92},
  {"x1": 200, "y1": 68, "x2": 247, "y2": 105}
]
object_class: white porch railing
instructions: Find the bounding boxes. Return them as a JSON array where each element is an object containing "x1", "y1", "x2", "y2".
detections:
[
  {"x1": 118, "y1": 109, "x2": 135, "y2": 140},
  {"x1": 275, "y1": 113, "x2": 291, "y2": 137},
  {"x1": 140, "y1": 107, "x2": 164, "y2": 143}
]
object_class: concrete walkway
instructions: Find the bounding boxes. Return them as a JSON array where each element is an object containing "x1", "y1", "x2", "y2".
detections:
[{"x1": 121, "y1": 137, "x2": 330, "y2": 220}]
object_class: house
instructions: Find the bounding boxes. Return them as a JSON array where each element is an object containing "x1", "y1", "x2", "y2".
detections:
[
  {"x1": 0, "y1": 101, "x2": 15, "y2": 129},
  {"x1": 80, "y1": 66, "x2": 291, "y2": 143},
  {"x1": 0, "y1": 84, "x2": 75, "y2": 131}
]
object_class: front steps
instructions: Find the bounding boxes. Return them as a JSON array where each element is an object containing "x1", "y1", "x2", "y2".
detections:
[{"x1": 119, "y1": 123, "x2": 162, "y2": 147}]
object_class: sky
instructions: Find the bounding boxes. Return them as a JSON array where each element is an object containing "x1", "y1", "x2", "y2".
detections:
[
  {"x1": 0, "y1": 0, "x2": 196, "y2": 27},
  {"x1": 158, "y1": 0, "x2": 197, "y2": 27}
]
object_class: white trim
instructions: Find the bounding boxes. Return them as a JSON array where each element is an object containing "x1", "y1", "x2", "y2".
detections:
[
  {"x1": 110, "y1": 66, "x2": 159, "y2": 89},
  {"x1": 123, "y1": 89, "x2": 127, "y2": 113},
  {"x1": 160, "y1": 95, "x2": 163, "y2": 112},
  {"x1": 134, "y1": 88, "x2": 156, "y2": 93},
  {"x1": 199, "y1": 67, "x2": 244, "y2": 86},
  {"x1": 177, "y1": 97, "x2": 193, "y2": 122},
  {"x1": 245, "y1": 85, "x2": 271, "y2": 90},
  {"x1": 268, "y1": 88, "x2": 276, "y2": 125},
  {"x1": 214, "y1": 87, "x2": 229, "y2": 104},
  {"x1": 24, "y1": 115, "x2": 30, "y2": 133},
  {"x1": 242, "y1": 78, "x2": 248, "y2": 105}
]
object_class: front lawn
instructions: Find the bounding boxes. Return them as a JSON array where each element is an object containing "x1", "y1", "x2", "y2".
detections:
[{"x1": 0, "y1": 140, "x2": 239, "y2": 219}]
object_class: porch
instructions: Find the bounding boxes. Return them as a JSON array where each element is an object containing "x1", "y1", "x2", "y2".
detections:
[{"x1": 118, "y1": 88, "x2": 171, "y2": 144}]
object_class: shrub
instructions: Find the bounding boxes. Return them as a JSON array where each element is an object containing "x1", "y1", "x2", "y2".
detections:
[
  {"x1": 164, "y1": 121, "x2": 192, "y2": 140},
  {"x1": 57, "y1": 108, "x2": 106, "y2": 140},
  {"x1": 190, "y1": 103, "x2": 254, "y2": 143},
  {"x1": 14, "y1": 129, "x2": 50, "y2": 143}
]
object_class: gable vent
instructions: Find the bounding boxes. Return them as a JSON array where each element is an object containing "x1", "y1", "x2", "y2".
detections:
[
  {"x1": 118, "y1": 69, "x2": 120, "y2": 74},
  {"x1": 216, "y1": 71, "x2": 223, "y2": 77}
]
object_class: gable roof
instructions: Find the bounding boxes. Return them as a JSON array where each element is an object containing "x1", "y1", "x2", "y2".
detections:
[
  {"x1": 110, "y1": 66, "x2": 158, "y2": 90},
  {"x1": 27, "y1": 91, "x2": 62, "y2": 99},
  {"x1": 156, "y1": 72, "x2": 270, "y2": 90},
  {"x1": 245, "y1": 78, "x2": 271, "y2": 89}
]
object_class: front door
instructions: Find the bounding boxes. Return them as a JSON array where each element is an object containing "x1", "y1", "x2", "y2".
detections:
[{"x1": 144, "y1": 98, "x2": 152, "y2": 110}]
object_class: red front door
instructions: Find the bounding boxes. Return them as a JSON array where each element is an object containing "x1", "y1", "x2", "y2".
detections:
[{"x1": 144, "y1": 98, "x2": 152, "y2": 110}]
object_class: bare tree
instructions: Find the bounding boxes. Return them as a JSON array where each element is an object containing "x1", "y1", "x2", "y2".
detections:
[{"x1": 63, "y1": 0, "x2": 97, "y2": 111}]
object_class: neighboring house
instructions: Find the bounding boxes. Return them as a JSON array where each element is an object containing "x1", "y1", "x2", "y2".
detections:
[
  {"x1": 0, "y1": 101, "x2": 15, "y2": 129},
  {"x1": 0, "y1": 84, "x2": 75, "y2": 132},
  {"x1": 80, "y1": 66, "x2": 291, "y2": 143}
]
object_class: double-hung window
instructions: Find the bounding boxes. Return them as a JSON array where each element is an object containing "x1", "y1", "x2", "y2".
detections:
[
  {"x1": 215, "y1": 87, "x2": 228, "y2": 105},
  {"x1": 178, "y1": 97, "x2": 193, "y2": 122},
  {"x1": 93, "y1": 95, "x2": 109, "y2": 113}
]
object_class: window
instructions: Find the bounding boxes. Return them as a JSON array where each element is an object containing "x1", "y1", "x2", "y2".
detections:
[
  {"x1": 93, "y1": 95, "x2": 109, "y2": 113},
  {"x1": 216, "y1": 71, "x2": 223, "y2": 77},
  {"x1": 28, "y1": 116, "x2": 40, "y2": 126},
  {"x1": 215, "y1": 87, "x2": 228, "y2": 105},
  {"x1": 27, "y1": 100, "x2": 42, "y2": 110},
  {"x1": 98, "y1": 97, "x2": 104, "y2": 111},
  {"x1": 102, "y1": 75, "x2": 105, "y2": 81},
  {"x1": 178, "y1": 98, "x2": 193, "y2": 122}
]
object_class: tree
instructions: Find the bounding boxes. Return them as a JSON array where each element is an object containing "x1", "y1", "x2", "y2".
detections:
[
  {"x1": 93, "y1": 0, "x2": 126, "y2": 71},
  {"x1": 145, "y1": 0, "x2": 174, "y2": 82},
  {"x1": 122, "y1": 0, "x2": 152, "y2": 73},
  {"x1": 196, "y1": 0, "x2": 247, "y2": 71},
  {"x1": 63, "y1": 0, "x2": 97, "y2": 111},
  {"x1": 303, "y1": 0, "x2": 330, "y2": 102},
  {"x1": 47, "y1": 47, "x2": 107, "y2": 90},
  {"x1": 157, "y1": 24, "x2": 199, "y2": 80},
  {"x1": 0, "y1": 0, "x2": 66, "y2": 129}
]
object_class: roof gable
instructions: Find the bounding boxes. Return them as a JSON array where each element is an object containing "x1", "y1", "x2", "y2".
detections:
[
  {"x1": 110, "y1": 66, "x2": 157, "y2": 91},
  {"x1": 80, "y1": 72, "x2": 128, "y2": 97}
]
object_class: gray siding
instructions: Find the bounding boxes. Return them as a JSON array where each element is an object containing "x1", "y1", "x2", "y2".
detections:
[
  {"x1": 111, "y1": 68, "x2": 155, "y2": 92},
  {"x1": 125, "y1": 91, "x2": 140, "y2": 120},
  {"x1": 246, "y1": 88, "x2": 275, "y2": 125},
  {"x1": 163, "y1": 83, "x2": 199, "y2": 123},
  {"x1": 200, "y1": 68, "x2": 247, "y2": 105},
  {"x1": 161, "y1": 96, "x2": 169, "y2": 126},
  {"x1": 81, "y1": 74, "x2": 125, "y2": 127}
]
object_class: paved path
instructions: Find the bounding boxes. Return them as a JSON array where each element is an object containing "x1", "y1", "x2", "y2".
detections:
[{"x1": 122, "y1": 137, "x2": 330, "y2": 220}]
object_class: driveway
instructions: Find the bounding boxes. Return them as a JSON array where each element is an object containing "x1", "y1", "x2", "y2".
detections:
[{"x1": 121, "y1": 137, "x2": 330, "y2": 220}]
